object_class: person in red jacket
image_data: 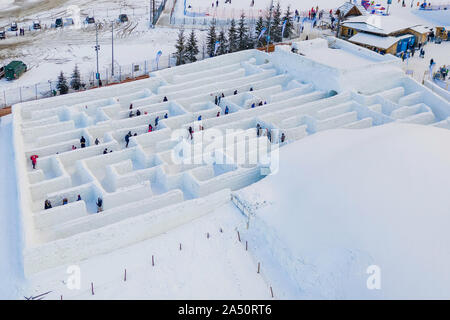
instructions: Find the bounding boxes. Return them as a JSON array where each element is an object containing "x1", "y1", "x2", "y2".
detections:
[{"x1": 30, "y1": 155, "x2": 38, "y2": 169}]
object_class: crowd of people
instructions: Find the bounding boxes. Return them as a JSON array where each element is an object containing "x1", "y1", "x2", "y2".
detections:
[{"x1": 44, "y1": 195, "x2": 103, "y2": 213}]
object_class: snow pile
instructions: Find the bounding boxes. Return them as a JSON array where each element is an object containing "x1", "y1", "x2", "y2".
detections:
[{"x1": 236, "y1": 123, "x2": 450, "y2": 299}]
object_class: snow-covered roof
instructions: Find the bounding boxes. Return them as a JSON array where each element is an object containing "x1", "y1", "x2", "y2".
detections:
[
  {"x1": 337, "y1": 2, "x2": 368, "y2": 17},
  {"x1": 342, "y1": 15, "x2": 422, "y2": 35},
  {"x1": 349, "y1": 32, "x2": 413, "y2": 50},
  {"x1": 410, "y1": 25, "x2": 432, "y2": 34}
]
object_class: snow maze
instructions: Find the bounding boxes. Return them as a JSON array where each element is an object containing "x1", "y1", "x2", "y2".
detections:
[{"x1": 12, "y1": 46, "x2": 450, "y2": 275}]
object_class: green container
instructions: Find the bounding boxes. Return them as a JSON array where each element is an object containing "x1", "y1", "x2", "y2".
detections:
[{"x1": 5, "y1": 61, "x2": 27, "y2": 80}]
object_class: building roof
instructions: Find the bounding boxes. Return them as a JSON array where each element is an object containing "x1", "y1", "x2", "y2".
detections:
[
  {"x1": 342, "y1": 15, "x2": 422, "y2": 35},
  {"x1": 348, "y1": 32, "x2": 414, "y2": 50},
  {"x1": 337, "y1": 2, "x2": 368, "y2": 17}
]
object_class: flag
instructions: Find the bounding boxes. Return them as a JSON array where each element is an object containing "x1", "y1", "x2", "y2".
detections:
[
  {"x1": 258, "y1": 27, "x2": 267, "y2": 41},
  {"x1": 281, "y1": 19, "x2": 287, "y2": 38},
  {"x1": 214, "y1": 41, "x2": 220, "y2": 55}
]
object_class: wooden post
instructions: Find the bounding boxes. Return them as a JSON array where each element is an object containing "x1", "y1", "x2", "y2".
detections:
[
  {"x1": 270, "y1": 286, "x2": 274, "y2": 298},
  {"x1": 152, "y1": 255, "x2": 155, "y2": 266},
  {"x1": 60, "y1": 295, "x2": 63, "y2": 300},
  {"x1": 207, "y1": 232, "x2": 210, "y2": 239},
  {"x1": 237, "y1": 231, "x2": 241, "y2": 242},
  {"x1": 179, "y1": 243, "x2": 182, "y2": 251},
  {"x1": 246, "y1": 241, "x2": 248, "y2": 251},
  {"x1": 220, "y1": 228, "x2": 223, "y2": 233},
  {"x1": 91, "y1": 282, "x2": 94, "y2": 295},
  {"x1": 124, "y1": 269, "x2": 127, "y2": 282},
  {"x1": 257, "y1": 262, "x2": 260, "y2": 274}
]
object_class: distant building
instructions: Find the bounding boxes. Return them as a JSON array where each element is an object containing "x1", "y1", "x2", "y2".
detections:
[
  {"x1": 340, "y1": 15, "x2": 430, "y2": 55},
  {"x1": 336, "y1": 2, "x2": 368, "y2": 19}
]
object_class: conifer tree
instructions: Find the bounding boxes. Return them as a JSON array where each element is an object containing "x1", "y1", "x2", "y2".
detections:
[
  {"x1": 282, "y1": 5, "x2": 294, "y2": 39},
  {"x1": 271, "y1": 2, "x2": 282, "y2": 43},
  {"x1": 255, "y1": 16, "x2": 266, "y2": 47},
  {"x1": 57, "y1": 71, "x2": 69, "y2": 95},
  {"x1": 206, "y1": 22, "x2": 217, "y2": 57},
  {"x1": 175, "y1": 27, "x2": 187, "y2": 65},
  {"x1": 237, "y1": 13, "x2": 249, "y2": 51},
  {"x1": 227, "y1": 19, "x2": 238, "y2": 53},
  {"x1": 186, "y1": 29, "x2": 199, "y2": 62},
  {"x1": 70, "y1": 64, "x2": 81, "y2": 91},
  {"x1": 217, "y1": 29, "x2": 228, "y2": 55}
]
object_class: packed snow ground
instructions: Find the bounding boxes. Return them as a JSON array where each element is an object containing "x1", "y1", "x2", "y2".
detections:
[
  {"x1": 236, "y1": 123, "x2": 450, "y2": 299},
  {"x1": 0, "y1": 115, "x2": 25, "y2": 299},
  {"x1": 26, "y1": 203, "x2": 271, "y2": 300}
]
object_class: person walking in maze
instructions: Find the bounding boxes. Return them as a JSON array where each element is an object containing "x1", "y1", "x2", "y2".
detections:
[
  {"x1": 281, "y1": 133, "x2": 286, "y2": 143},
  {"x1": 129, "y1": 104, "x2": 133, "y2": 109},
  {"x1": 129, "y1": 110, "x2": 134, "y2": 118},
  {"x1": 80, "y1": 136, "x2": 86, "y2": 148},
  {"x1": 225, "y1": 106, "x2": 229, "y2": 115},
  {"x1": 215, "y1": 96, "x2": 218, "y2": 105},
  {"x1": 103, "y1": 148, "x2": 108, "y2": 154},
  {"x1": 30, "y1": 154, "x2": 39, "y2": 169},
  {"x1": 96, "y1": 197, "x2": 103, "y2": 213},
  {"x1": 164, "y1": 113, "x2": 168, "y2": 119},
  {"x1": 256, "y1": 124, "x2": 261, "y2": 137},
  {"x1": 95, "y1": 138, "x2": 100, "y2": 145},
  {"x1": 155, "y1": 116, "x2": 159, "y2": 127},
  {"x1": 234, "y1": 90, "x2": 238, "y2": 95},
  {"x1": 44, "y1": 200, "x2": 52, "y2": 210},
  {"x1": 198, "y1": 115, "x2": 202, "y2": 121},
  {"x1": 217, "y1": 111, "x2": 220, "y2": 117},
  {"x1": 188, "y1": 126, "x2": 194, "y2": 140},
  {"x1": 148, "y1": 124, "x2": 153, "y2": 132},
  {"x1": 163, "y1": 96, "x2": 168, "y2": 102},
  {"x1": 77, "y1": 195, "x2": 82, "y2": 201},
  {"x1": 136, "y1": 109, "x2": 141, "y2": 116},
  {"x1": 125, "y1": 131, "x2": 132, "y2": 147}
]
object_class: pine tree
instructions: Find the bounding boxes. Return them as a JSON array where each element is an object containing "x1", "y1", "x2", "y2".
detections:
[
  {"x1": 175, "y1": 28, "x2": 186, "y2": 65},
  {"x1": 271, "y1": 2, "x2": 282, "y2": 43},
  {"x1": 217, "y1": 29, "x2": 228, "y2": 55},
  {"x1": 227, "y1": 19, "x2": 238, "y2": 53},
  {"x1": 264, "y1": 6, "x2": 273, "y2": 45},
  {"x1": 237, "y1": 13, "x2": 249, "y2": 51},
  {"x1": 246, "y1": 26, "x2": 255, "y2": 49},
  {"x1": 206, "y1": 22, "x2": 217, "y2": 57},
  {"x1": 70, "y1": 64, "x2": 81, "y2": 91},
  {"x1": 282, "y1": 6, "x2": 294, "y2": 39},
  {"x1": 57, "y1": 71, "x2": 69, "y2": 95},
  {"x1": 186, "y1": 29, "x2": 199, "y2": 63},
  {"x1": 255, "y1": 16, "x2": 266, "y2": 47}
]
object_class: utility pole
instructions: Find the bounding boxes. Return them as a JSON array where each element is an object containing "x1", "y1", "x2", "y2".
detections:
[
  {"x1": 266, "y1": 0, "x2": 274, "y2": 53},
  {"x1": 111, "y1": 22, "x2": 114, "y2": 76},
  {"x1": 95, "y1": 23, "x2": 100, "y2": 86}
]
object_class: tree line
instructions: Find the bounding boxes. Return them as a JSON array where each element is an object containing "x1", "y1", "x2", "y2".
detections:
[{"x1": 174, "y1": 3, "x2": 294, "y2": 66}]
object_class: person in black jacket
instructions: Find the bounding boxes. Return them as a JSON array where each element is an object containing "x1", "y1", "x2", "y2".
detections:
[
  {"x1": 44, "y1": 199, "x2": 52, "y2": 210},
  {"x1": 80, "y1": 136, "x2": 86, "y2": 148},
  {"x1": 96, "y1": 197, "x2": 103, "y2": 213}
]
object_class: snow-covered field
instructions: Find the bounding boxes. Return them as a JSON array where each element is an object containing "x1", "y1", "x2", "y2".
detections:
[
  {"x1": 27, "y1": 203, "x2": 271, "y2": 300},
  {"x1": 0, "y1": 115, "x2": 25, "y2": 299},
  {"x1": 236, "y1": 123, "x2": 450, "y2": 299}
]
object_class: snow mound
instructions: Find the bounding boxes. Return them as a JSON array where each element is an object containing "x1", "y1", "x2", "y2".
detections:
[{"x1": 236, "y1": 123, "x2": 450, "y2": 299}]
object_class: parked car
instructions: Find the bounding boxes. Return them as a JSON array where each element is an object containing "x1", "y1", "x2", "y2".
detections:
[
  {"x1": 86, "y1": 16, "x2": 95, "y2": 24},
  {"x1": 0, "y1": 66, "x2": 5, "y2": 79},
  {"x1": 33, "y1": 21, "x2": 41, "y2": 30},
  {"x1": 119, "y1": 14, "x2": 129, "y2": 22},
  {"x1": 55, "y1": 18, "x2": 63, "y2": 28},
  {"x1": 10, "y1": 22, "x2": 18, "y2": 31},
  {"x1": 4, "y1": 61, "x2": 27, "y2": 80},
  {"x1": 0, "y1": 30, "x2": 5, "y2": 40}
]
